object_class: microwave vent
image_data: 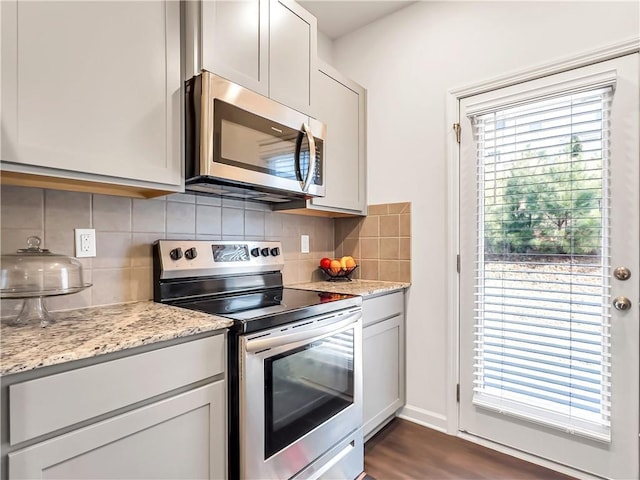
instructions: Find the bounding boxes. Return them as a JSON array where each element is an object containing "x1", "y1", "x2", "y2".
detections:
[{"x1": 186, "y1": 181, "x2": 300, "y2": 204}]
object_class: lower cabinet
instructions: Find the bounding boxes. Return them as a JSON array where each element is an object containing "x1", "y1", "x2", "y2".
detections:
[
  {"x1": 9, "y1": 382, "x2": 225, "y2": 479},
  {"x1": 362, "y1": 291, "x2": 405, "y2": 440},
  {"x1": 3, "y1": 333, "x2": 226, "y2": 480}
]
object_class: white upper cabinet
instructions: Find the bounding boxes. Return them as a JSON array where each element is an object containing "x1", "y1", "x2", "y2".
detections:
[
  {"x1": 268, "y1": 0, "x2": 317, "y2": 114},
  {"x1": 194, "y1": 0, "x2": 317, "y2": 115},
  {"x1": 200, "y1": 0, "x2": 269, "y2": 96},
  {"x1": 310, "y1": 63, "x2": 366, "y2": 214},
  {"x1": 277, "y1": 62, "x2": 367, "y2": 216},
  {"x1": 0, "y1": 1, "x2": 183, "y2": 196}
]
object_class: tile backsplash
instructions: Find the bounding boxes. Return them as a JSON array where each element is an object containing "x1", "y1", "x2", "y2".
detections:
[
  {"x1": 334, "y1": 202, "x2": 411, "y2": 282},
  {"x1": 0, "y1": 186, "x2": 334, "y2": 315}
]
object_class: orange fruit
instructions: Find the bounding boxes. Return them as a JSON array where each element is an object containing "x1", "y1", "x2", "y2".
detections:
[
  {"x1": 340, "y1": 256, "x2": 356, "y2": 269},
  {"x1": 329, "y1": 259, "x2": 342, "y2": 275}
]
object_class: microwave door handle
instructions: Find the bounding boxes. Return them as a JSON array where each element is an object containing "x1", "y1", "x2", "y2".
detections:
[
  {"x1": 301, "y1": 123, "x2": 317, "y2": 193},
  {"x1": 294, "y1": 127, "x2": 304, "y2": 184}
]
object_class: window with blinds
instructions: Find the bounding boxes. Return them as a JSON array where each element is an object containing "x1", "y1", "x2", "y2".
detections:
[{"x1": 471, "y1": 87, "x2": 612, "y2": 441}]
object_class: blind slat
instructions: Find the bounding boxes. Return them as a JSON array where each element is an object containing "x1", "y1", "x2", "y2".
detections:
[{"x1": 478, "y1": 308, "x2": 607, "y2": 327}]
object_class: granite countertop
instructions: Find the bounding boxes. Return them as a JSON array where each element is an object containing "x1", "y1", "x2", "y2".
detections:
[
  {"x1": 0, "y1": 301, "x2": 232, "y2": 377},
  {"x1": 290, "y1": 279, "x2": 410, "y2": 297}
]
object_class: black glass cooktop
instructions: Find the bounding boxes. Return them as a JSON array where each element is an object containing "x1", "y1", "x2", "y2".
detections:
[{"x1": 172, "y1": 287, "x2": 361, "y2": 333}]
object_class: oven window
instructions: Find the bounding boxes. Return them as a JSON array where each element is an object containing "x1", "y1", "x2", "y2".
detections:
[{"x1": 264, "y1": 328, "x2": 354, "y2": 458}]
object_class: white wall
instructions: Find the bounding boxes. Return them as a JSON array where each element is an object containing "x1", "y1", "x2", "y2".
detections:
[
  {"x1": 317, "y1": 30, "x2": 334, "y2": 65},
  {"x1": 332, "y1": 1, "x2": 639, "y2": 431}
]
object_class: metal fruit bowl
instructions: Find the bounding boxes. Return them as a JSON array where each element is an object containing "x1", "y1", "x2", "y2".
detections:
[{"x1": 319, "y1": 265, "x2": 358, "y2": 282}]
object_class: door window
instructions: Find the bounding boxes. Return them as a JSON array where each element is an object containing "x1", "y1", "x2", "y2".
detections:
[{"x1": 471, "y1": 87, "x2": 612, "y2": 439}]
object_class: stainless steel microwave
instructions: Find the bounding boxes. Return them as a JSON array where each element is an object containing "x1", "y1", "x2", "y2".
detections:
[{"x1": 185, "y1": 72, "x2": 326, "y2": 203}]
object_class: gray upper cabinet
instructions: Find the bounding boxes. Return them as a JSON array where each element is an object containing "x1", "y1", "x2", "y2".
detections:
[
  {"x1": 311, "y1": 63, "x2": 366, "y2": 215},
  {"x1": 277, "y1": 62, "x2": 367, "y2": 216},
  {"x1": 192, "y1": 0, "x2": 317, "y2": 115},
  {"x1": 268, "y1": 0, "x2": 317, "y2": 115},
  {"x1": 0, "y1": 0, "x2": 183, "y2": 197},
  {"x1": 199, "y1": 0, "x2": 269, "y2": 96}
]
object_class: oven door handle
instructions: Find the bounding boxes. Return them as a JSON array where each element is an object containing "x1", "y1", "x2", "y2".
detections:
[{"x1": 244, "y1": 310, "x2": 361, "y2": 353}]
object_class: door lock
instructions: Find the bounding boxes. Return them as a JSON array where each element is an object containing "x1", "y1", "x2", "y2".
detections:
[{"x1": 613, "y1": 266, "x2": 631, "y2": 281}]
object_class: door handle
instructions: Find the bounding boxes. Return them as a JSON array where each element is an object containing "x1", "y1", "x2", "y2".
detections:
[{"x1": 613, "y1": 296, "x2": 631, "y2": 311}]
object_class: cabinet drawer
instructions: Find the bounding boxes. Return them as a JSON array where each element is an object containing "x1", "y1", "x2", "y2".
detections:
[
  {"x1": 362, "y1": 291, "x2": 404, "y2": 327},
  {"x1": 9, "y1": 381, "x2": 226, "y2": 480},
  {"x1": 10, "y1": 334, "x2": 225, "y2": 445}
]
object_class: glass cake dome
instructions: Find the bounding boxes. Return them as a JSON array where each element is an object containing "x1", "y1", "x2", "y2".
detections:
[{"x1": 0, "y1": 236, "x2": 92, "y2": 326}]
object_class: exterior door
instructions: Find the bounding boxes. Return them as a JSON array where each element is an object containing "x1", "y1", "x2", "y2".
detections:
[{"x1": 459, "y1": 54, "x2": 639, "y2": 479}]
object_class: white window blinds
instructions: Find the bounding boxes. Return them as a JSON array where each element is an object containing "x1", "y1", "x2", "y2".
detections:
[{"x1": 471, "y1": 86, "x2": 613, "y2": 441}]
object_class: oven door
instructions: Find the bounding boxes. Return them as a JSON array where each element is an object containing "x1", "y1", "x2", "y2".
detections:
[{"x1": 240, "y1": 308, "x2": 363, "y2": 480}]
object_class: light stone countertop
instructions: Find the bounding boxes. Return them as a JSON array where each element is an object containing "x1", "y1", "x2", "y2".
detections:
[
  {"x1": 290, "y1": 279, "x2": 410, "y2": 297},
  {"x1": 0, "y1": 301, "x2": 232, "y2": 376}
]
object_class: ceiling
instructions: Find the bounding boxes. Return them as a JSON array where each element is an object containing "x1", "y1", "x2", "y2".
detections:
[{"x1": 299, "y1": 1, "x2": 415, "y2": 40}]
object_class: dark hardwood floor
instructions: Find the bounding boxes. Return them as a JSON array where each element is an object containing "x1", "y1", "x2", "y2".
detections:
[{"x1": 364, "y1": 419, "x2": 575, "y2": 480}]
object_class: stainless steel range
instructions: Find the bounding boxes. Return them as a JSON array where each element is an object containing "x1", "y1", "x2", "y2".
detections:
[{"x1": 153, "y1": 240, "x2": 364, "y2": 480}]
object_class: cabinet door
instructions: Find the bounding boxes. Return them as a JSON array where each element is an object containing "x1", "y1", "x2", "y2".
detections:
[
  {"x1": 9, "y1": 381, "x2": 226, "y2": 480},
  {"x1": 201, "y1": 0, "x2": 269, "y2": 96},
  {"x1": 269, "y1": 0, "x2": 317, "y2": 115},
  {"x1": 0, "y1": 1, "x2": 182, "y2": 189},
  {"x1": 363, "y1": 315, "x2": 404, "y2": 439},
  {"x1": 311, "y1": 66, "x2": 366, "y2": 214}
]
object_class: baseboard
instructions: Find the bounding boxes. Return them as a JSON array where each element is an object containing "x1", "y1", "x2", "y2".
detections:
[{"x1": 397, "y1": 405, "x2": 448, "y2": 432}]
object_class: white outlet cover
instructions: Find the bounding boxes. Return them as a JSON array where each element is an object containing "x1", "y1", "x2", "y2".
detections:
[
  {"x1": 301, "y1": 234, "x2": 310, "y2": 254},
  {"x1": 74, "y1": 228, "x2": 96, "y2": 258}
]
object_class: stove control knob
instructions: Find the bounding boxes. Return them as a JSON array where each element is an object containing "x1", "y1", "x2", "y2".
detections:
[
  {"x1": 260, "y1": 247, "x2": 270, "y2": 257},
  {"x1": 169, "y1": 248, "x2": 183, "y2": 261},
  {"x1": 250, "y1": 247, "x2": 260, "y2": 257},
  {"x1": 184, "y1": 247, "x2": 198, "y2": 260},
  {"x1": 270, "y1": 247, "x2": 280, "y2": 257}
]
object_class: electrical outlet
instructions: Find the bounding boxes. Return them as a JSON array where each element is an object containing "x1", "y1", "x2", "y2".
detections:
[
  {"x1": 301, "y1": 234, "x2": 310, "y2": 254},
  {"x1": 75, "y1": 229, "x2": 96, "y2": 258}
]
